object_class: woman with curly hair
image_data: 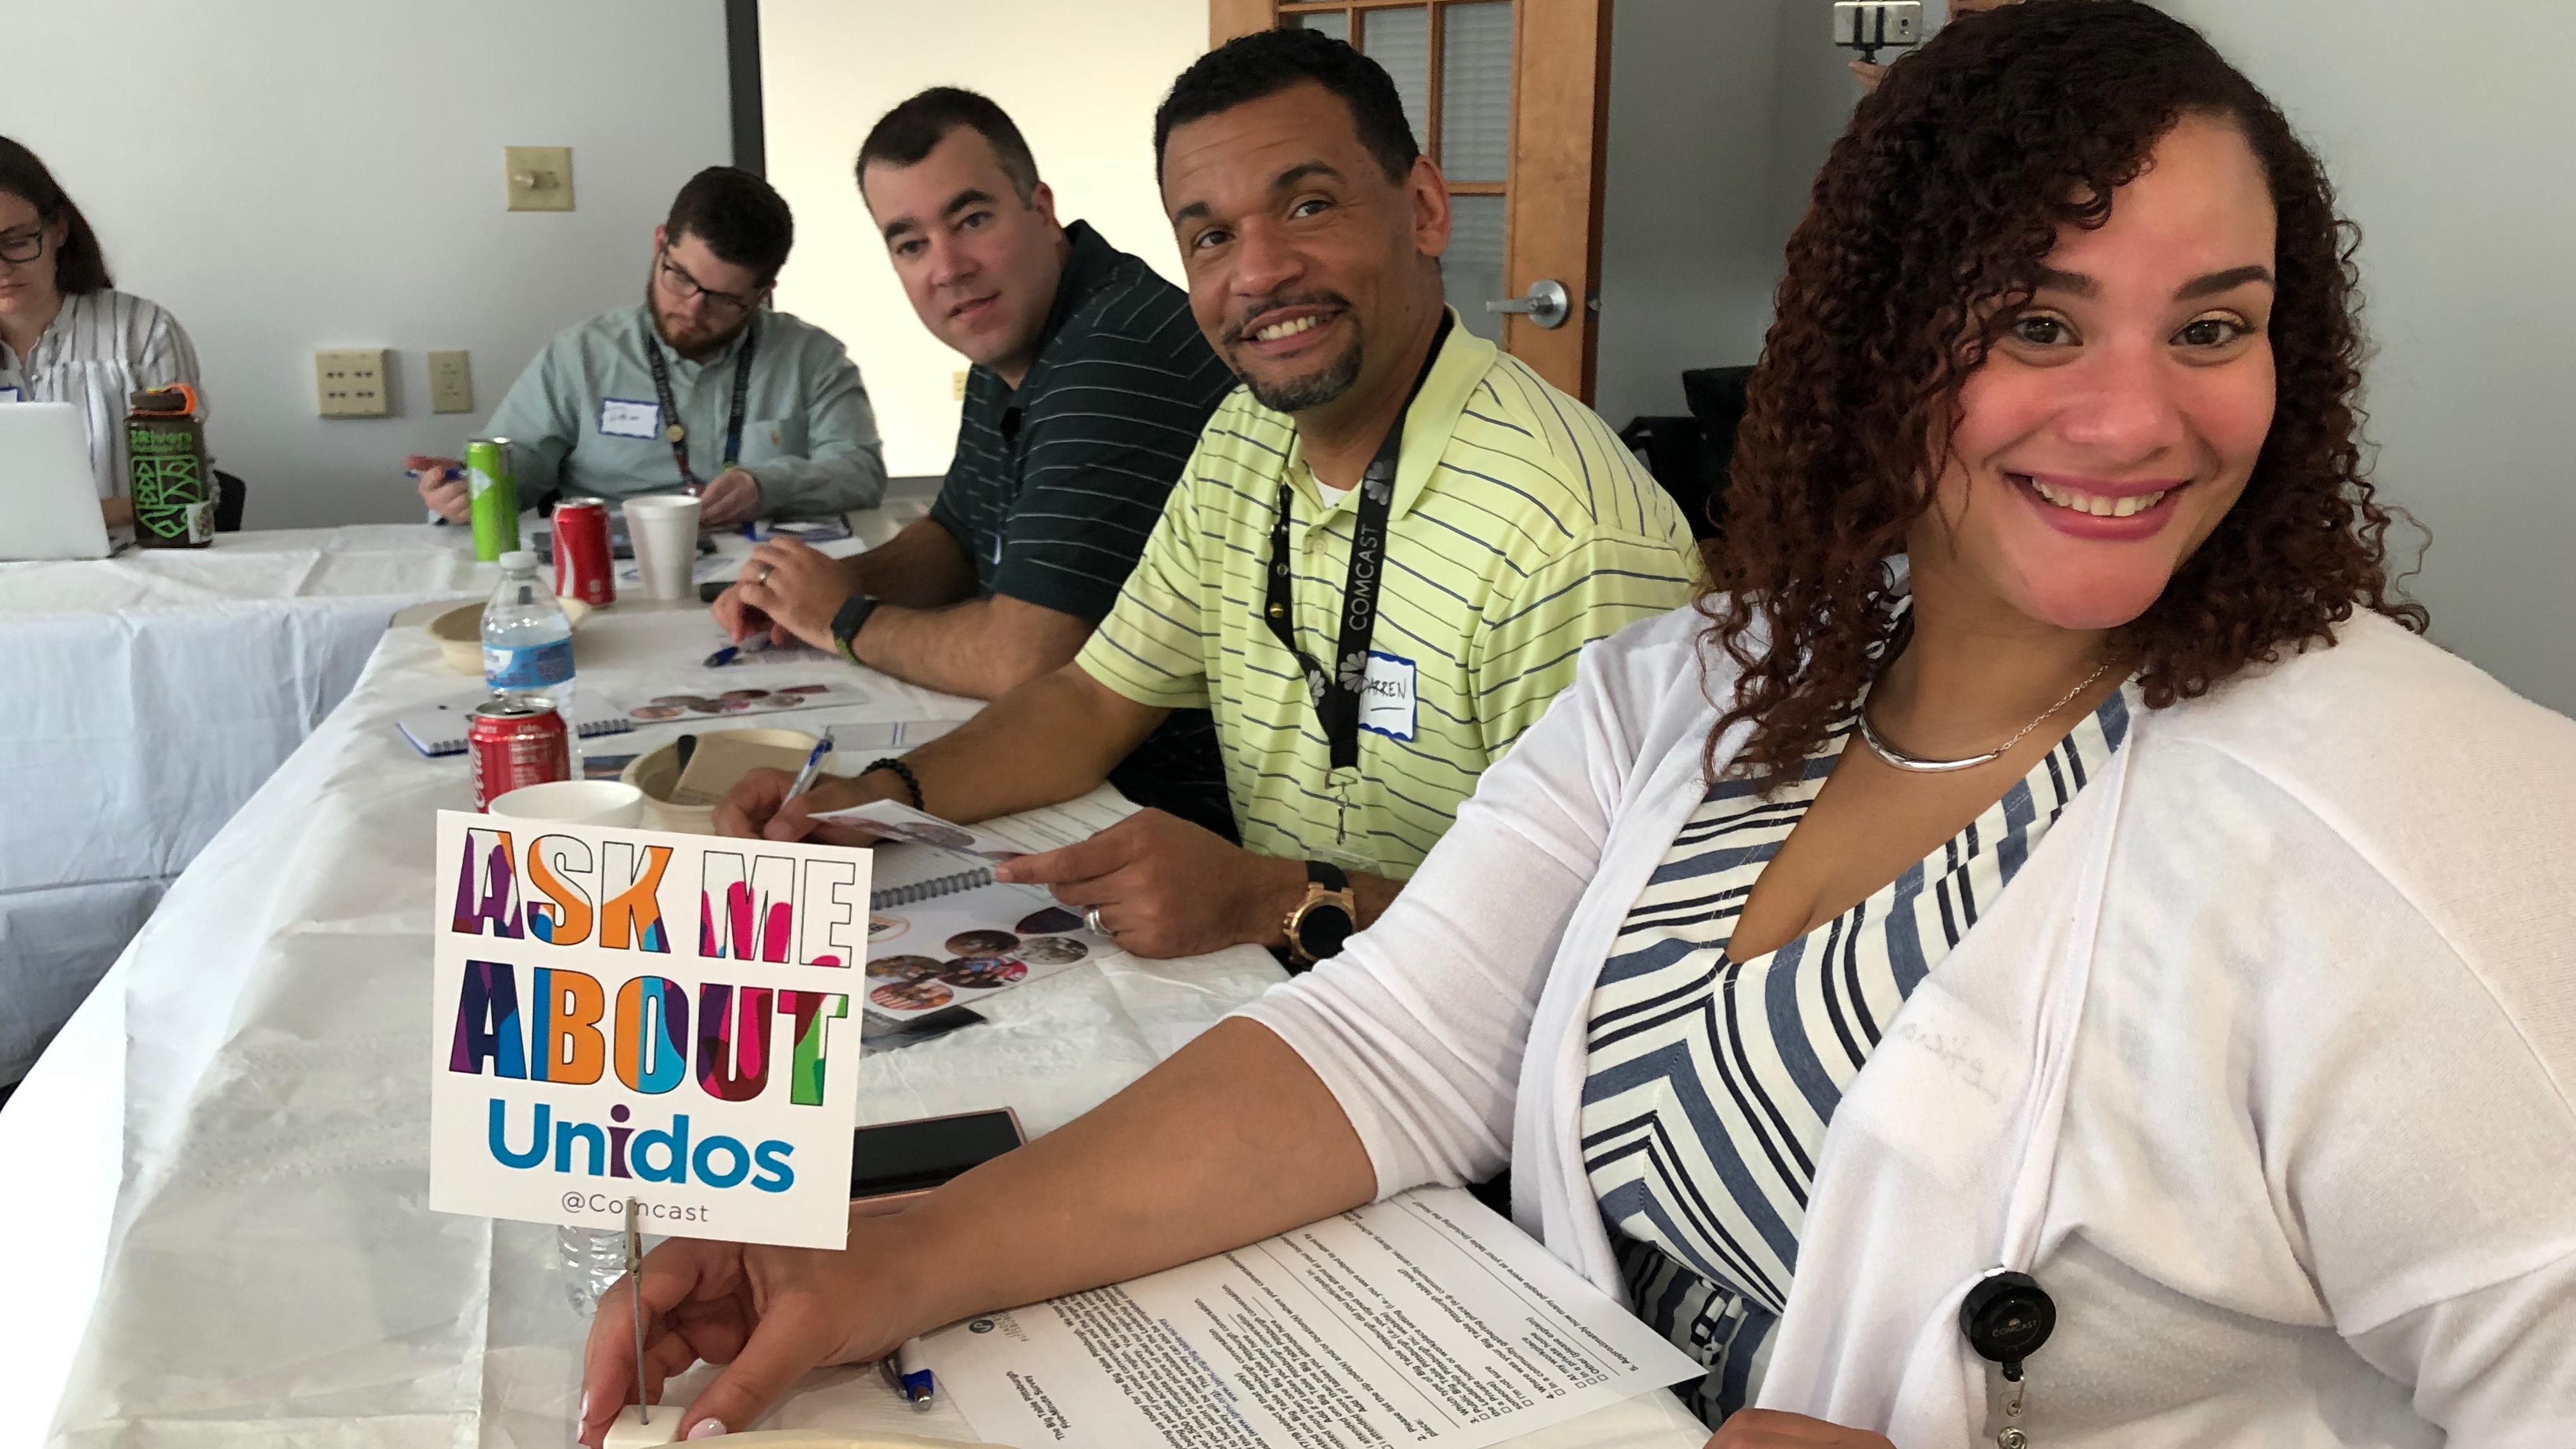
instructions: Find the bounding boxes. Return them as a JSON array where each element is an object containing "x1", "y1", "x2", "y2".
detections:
[{"x1": 580, "y1": 6, "x2": 2574, "y2": 1444}]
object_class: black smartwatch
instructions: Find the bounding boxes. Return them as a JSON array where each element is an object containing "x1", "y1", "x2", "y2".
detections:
[
  {"x1": 1282, "y1": 860, "x2": 1359, "y2": 969},
  {"x1": 830, "y1": 594, "x2": 879, "y2": 666}
]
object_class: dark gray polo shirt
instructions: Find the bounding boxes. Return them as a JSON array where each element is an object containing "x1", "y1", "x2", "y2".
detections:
[{"x1": 926, "y1": 220, "x2": 1239, "y2": 838}]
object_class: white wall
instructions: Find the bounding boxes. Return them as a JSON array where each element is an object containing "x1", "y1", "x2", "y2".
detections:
[
  {"x1": 6, "y1": 1, "x2": 733, "y2": 530},
  {"x1": 759, "y1": 0, "x2": 1207, "y2": 480},
  {"x1": 2159, "y1": 1, "x2": 2576, "y2": 713}
]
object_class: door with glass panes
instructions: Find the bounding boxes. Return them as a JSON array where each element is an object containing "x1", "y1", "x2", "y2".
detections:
[{"x1": 1209, "y1": 0, "x2": 1611, "y2": 402}]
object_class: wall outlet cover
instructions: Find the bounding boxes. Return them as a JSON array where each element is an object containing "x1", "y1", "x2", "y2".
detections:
[
  {"x1": 316, "y1": 348, "x2": 392, "y2": 417},
  {"x1": 427, "y1": 349, "x2": 475, "y2": 414},
  {"x1": 505, "y1": 146, "x2": 574, "y2": 212}
]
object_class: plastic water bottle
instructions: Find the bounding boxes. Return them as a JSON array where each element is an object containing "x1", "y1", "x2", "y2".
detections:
[
  {"x1": 482, "y1": 549, "x2": 576, "y2": 712},
  {"x1": 560, "y1": 1222, "x2": 629, "y2": 1316}
]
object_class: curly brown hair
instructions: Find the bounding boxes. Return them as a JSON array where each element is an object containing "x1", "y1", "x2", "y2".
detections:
[{"x1": 1703, "y1": 0, "x2": 2425, "y2": 783}]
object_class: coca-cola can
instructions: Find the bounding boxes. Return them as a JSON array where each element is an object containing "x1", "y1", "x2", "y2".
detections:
[
  {"x1": 468, "y1": 697, "x2": 571, "y2": 810},
  {"x1": 552, "y1": 496, "x2": 616, "y2": 608}
]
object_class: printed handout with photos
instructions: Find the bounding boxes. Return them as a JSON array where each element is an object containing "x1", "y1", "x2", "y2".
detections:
[
  {"x1": 826, "y1": 790, "x2": 1138, "y2": 1022},
  {"x1": 916, "y1": 1186, "x2": 1703, "y2": 1449},
  {"x1": 623, "y1": 678, "x2": 870, "y2": 724}
]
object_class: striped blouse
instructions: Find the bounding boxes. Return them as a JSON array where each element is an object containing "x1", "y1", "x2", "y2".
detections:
[
  {"x1": 0, "y1": 288, "x2": 201, "y2": 500},
  {"x1": 1579, "y1": 683, "x2": 2133, "y2": 1425}
]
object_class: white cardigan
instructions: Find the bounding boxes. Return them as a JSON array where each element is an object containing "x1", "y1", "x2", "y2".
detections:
[{"x1": 1241, "y1": 604, "x2": 2576, "y2": 1446}]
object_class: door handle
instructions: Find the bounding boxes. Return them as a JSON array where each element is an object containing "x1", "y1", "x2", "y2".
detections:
[{"x1": 1485, "y1": 279, "x2": 1571, "y2": 330}]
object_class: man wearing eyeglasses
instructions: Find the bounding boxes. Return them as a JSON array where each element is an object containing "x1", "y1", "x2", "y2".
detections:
[{"x1": 408, "y1": 166, "x2": 884, "y2": 526}]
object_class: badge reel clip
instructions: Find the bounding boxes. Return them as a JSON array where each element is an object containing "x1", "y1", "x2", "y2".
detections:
[{"x1": 1960, "y1": 1269, "x2": 2055, "y2": 1449}]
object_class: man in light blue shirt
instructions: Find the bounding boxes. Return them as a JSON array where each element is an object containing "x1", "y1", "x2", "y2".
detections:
[{"x1": 410, "y1": 167, "x2": 884, "y2": 525}]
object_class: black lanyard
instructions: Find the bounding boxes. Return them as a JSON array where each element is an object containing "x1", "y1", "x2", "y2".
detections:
[
  {"x1": 1262, "y1": 316, "x2": 1449, "y2": 772},
  {"x1": 642, "y1": 315, "x2": 758, "y2": 491}
]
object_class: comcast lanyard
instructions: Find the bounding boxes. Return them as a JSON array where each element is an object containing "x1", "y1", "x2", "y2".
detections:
[
  {"x1": 642, "y1": 314, "x2": 759, "y2": 494},
  {"x1": 1262, "y1": 316, "x2": 1448, "y2": 848}
]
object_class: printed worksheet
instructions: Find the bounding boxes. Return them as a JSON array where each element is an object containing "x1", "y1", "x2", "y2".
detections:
[{"x1": 917, "y1": 1186, "x2": 1702, "y2": 1449}]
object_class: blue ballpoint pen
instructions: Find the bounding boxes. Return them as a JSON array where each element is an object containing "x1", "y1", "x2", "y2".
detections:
[
  {"x1": 895, "y1": 1338, "x2": 934, "y2": 1410},
  {"x1": 702, "y1": 634, "x2": 774, "y2": 668},
  {"x1": 784, "y1": 729, "x2": 834, "y2": 802}
]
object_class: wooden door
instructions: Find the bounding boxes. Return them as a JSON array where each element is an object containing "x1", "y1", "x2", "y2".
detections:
[{"x1": 1210, "y1": 0, "x2": 1613, "y2": 402}]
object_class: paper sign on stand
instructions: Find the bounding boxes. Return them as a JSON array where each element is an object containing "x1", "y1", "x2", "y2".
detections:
[{"x1": 427, "y1": 811, "x2": 870, "y2": 1248}]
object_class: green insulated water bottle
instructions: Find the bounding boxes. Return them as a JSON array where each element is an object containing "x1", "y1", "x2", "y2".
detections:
[
  {"x1": 127, "y1": 385, "x2": 214, "y2": 548},
  {"x1": 466, "y1": 436, "x2": 521, "y2": 562}
]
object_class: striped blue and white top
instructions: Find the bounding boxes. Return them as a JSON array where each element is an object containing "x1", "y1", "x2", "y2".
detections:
[
  {"x1": 1580, "y1": 683, "x2": 2134, "y2": 1425},
  {"x1": 0, "y1": 289, "x2": 200, "y2": 500}
]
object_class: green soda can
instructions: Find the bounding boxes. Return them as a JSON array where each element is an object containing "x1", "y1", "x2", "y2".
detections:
[{"x1": 465, "y1": 436, "x2": 520, "y2": 562}]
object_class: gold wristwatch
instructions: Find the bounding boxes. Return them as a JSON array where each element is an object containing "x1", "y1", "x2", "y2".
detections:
[{"x1": 1282, "y1": 860, "x2": 1359, "y2": 968}]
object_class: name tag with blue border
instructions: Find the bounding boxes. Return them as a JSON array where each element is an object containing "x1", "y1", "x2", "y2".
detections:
[
  {"x1": 0, "y1": 384, "x2": 25, "y2": 403},
  {"x1": 599, "y1": 397, "x2": 662, "y2": 439},
  {"x1": 1358, "y1": 650, "x2": 1418, "y2": 742}
]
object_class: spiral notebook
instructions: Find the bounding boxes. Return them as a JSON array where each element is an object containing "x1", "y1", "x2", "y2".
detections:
[
  {"x1": 829, "y1": 791, "x2": 1135, "y2": 1020},
  {"x1": 394, "y1": 694, "x2": 634, "y2": 758}
]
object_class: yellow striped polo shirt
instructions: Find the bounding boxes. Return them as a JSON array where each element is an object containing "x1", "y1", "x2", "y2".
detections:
[{"x1": 1075, "y1": 316, "x2": 1698, "y2": 877}]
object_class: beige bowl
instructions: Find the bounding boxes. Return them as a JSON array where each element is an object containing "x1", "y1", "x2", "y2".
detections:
[
  {"x1": 426, "y1": 596, "x2": 593, "y2": 675},
  {"x1": 619, "y1": 728, "x2": 836, "y2": 834}
]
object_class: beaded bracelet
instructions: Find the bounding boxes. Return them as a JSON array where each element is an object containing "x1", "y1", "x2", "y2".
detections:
[{"x1": 863, "y1": 756, "x2": 925, "y2": 811}]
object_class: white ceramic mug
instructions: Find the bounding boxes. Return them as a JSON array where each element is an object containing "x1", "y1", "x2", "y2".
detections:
[{"x1": 487, "y1": 779, "x2": 645, "y2": 827}]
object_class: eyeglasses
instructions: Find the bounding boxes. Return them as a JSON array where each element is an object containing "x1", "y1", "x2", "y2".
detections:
[
  {"x1": 656, "y1": 250, "x2": 763, "y2": 319},
  {"x1": 0, "y1": 224, "x2": 49, "y2": 266}
]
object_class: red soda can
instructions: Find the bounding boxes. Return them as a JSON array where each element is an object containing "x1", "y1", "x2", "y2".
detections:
[
  {"x1": 468, "y1": 697, "x2": 571, "y2": 809},
  {"x1": 552, "y1": 496, "x2": 616, "y2": 608}
]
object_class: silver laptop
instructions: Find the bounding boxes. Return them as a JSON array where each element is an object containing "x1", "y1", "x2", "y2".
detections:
[{"x1": 0, "y1": 402, "x2": 112, "y2": 560}]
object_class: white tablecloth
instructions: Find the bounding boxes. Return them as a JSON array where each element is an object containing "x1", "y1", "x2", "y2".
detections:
[
  {"x1": 0, "y1": 506, "x2": 931, "y2": 1087},
  {"x1": 0, "y1": 525, "x2": 484, "y2": 1084},
  {"x1": 0, "y1": 593, "x2": 1704, "y2": 1449}
]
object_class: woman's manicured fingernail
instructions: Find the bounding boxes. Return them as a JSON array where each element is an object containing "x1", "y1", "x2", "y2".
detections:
[
  {"x1": 579, "y1": 1389, "x2": 592, "y2": 1423},
  {"x1": 686, "y1": 1420, "x2": 728, "y2": 1441}
]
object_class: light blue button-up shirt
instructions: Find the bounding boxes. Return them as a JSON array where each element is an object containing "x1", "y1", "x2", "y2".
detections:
[{"x1": 484, "y1": 303, "x2": 885, "y2": 516}]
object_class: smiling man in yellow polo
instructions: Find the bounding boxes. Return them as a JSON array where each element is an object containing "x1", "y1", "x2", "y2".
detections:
[{"x1": 715, "y1": 29, "x2": 1694, "y2": 965}]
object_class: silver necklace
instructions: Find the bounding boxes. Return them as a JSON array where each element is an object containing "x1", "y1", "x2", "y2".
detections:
[{"x1": 1856, "y1": 659, "x2": 2114, "y2": 774}]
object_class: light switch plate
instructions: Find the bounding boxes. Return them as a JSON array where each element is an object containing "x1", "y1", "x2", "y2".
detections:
[
  {"x1": 505, "y1": 146, "x2": 574, "y2": 211},
  {"x1": 316, "y1": 348, "x2": 391, "y2": 417},
  {"x1": 427, "y1": 349, "x2": 474, "y2": 414}
]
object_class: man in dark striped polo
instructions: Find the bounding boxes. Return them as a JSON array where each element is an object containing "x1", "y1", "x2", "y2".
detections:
[{"x1": 721, "y1": 88, "x2": 1238, "y2": 838}]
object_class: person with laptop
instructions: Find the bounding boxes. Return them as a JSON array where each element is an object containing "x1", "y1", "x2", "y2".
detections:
[
  {"x1": 0, "y1": 135, "x2": 204, "y2": 531},
  {"x1": 405, "y1": 166, "x2": 886, "y2": 527},
  {"x1": 714, "y1": 86, "x2": 1241, "y2": 838}
]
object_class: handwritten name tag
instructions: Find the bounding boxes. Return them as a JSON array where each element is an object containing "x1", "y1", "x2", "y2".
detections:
[
  {"x1": 1359, "y1": 650, "x2": 1418, "y2": 742},
  {"x1": 599, "y1": 398, "x2": 662, "y2": 439}
]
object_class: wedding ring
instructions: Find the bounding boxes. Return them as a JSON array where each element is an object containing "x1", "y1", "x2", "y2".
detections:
[
  {"x1": 756, "y1": 564, "x2": 775, "y2": 585},
  {"x1": 1084, "y1": 906, "x2": 1108, "y2": 935}
]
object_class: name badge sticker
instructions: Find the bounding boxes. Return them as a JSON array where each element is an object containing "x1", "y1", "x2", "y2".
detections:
[
  {"x1": 1358, "y1": 650, "x2": 1418, "y2": 742},
  {"x1": 599, "y1": 397, "x2": 662, "y2": 439},
  {"x1": 0, "y1": 383, "x2": 24, "y2": 403}
]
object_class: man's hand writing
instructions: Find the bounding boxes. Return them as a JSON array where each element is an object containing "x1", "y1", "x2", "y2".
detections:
[
  {"x1": 725, "y1": 537, "x2": 857, "y2": 653},
  {"x1": 713, "y1": 766, "x2": 889, "y2": 845},
  {"x1": 408, "y1": 455, "x2": 469, "y2": 523},
  {"x1": 698, "y1": 466, "x2": 763, "y2": 526},
  {"x1": 992, "y1": 809, "x2": 1304, "y2": 960}
]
